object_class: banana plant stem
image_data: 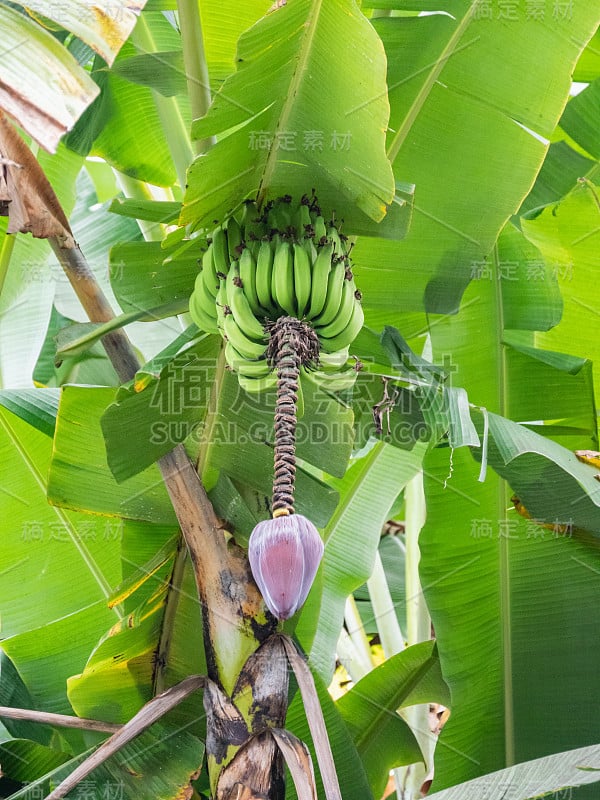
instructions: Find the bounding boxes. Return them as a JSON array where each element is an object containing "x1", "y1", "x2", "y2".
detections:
[
  {"x1": 343, "y1": 595, "x2": 373, "y2": 678},
  {"x1": 398, "y1": 470, "x2": 432, "y2": 800},
  {"x1": 405, "y1": 471, "x2": 429, "y2": 645},
  {"x1": 336, "y1": 625, "x2": 370, "y2": 683},
  {"x1": 177, "y1": 0, "x2": 216, "y2": 153},
  {"x1": 130, "y1": 15, "x2": 194, "y2": 191},
  {"x1": 367, "y1": 550, "x2": 406, "y2": 656}
]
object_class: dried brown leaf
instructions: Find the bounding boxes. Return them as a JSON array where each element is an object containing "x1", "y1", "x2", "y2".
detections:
[
  {"x1": 0, "y1": 706, "x2": 120, "y2": 734},
  {"x1": 43, "y1": 675, "x2": 205, "y2": 800},
  {"x1": 216, "y1": 731, "x2": 279, "y2": 800},
  {"x1": 233, "y1": 634, "x2": 289, "y2": 732},
  {"x1": 21, "y1": 0, "x2": 146, "y2": 65},
  {"x1": 280, "y1": 634, "x2": 342, "y2": 800},
  {"x1": 0, "y1": 112, "x2": 73, "y2": 241},
  {"x1": 223, "y1": 785, "x2": 267, "y2": 800},
  {"x1": 271, "y1": 728, "x2": 317, "y2": 800},
  {"x1": 203, "y1": 678, "x2": 249, "y2": 766}
]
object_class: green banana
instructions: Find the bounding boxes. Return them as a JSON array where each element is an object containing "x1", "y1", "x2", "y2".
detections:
[
  {"x1": 319, "y1": 298, "x2": 364, "y2": 353},
  {"x1": 216, "y1": 277, "x2": 228, "y2": 333},
  {"x1": 314, "y1": 274, "x2": 355, "y2": 334},
  {"x1": 294, "y1": 201, "x2": 312, "y2": 239},
  {"x1": 238, "y1": 372, "x2": 278, "y2": 394},
  {"x1": 312, "y1": 215, "x2": 327, "y2": 241},
  {"x1": 226, "y1": 216, "x2": 243, "y2": 262},
  {"x1": 212, "y1": 225, "x2": 230, "y2": 277},
  {"x1": 272, "y1": 239, "x2": 296, "y2": 316},
  {"x1": 201, "y1": 244, "x2": 219, "y2": 297},
  {"x1": 303, "y1": 236, "x2": 318, "y2": 264},
  {"x1": 307, "y1": 242, "x2": 334, "y2": 319},
  {"x1": 292, "y1": 242, "x2": 312, "y2": 317},
  {"x1": 194, "y1": 269, "x2": 220, "y2": 322},
  {"x1": 256, "y1": 239, "x2": 276, "y2": 312},
  {"x1": 302, "y1": 365, "x2": 357, "y2": 393},
  {"x1": 239, "y1": 246, "x2": 263, "y2": 317},
  {"x1": 318, "y1": 347, "x2": 350, "y2": 373},
  {"x1": 224, "y1": 313, "x2": 267, "y2": 360},
  {"x1": 240, "y1": 201, "x2": 266, "y2": 243},
  {"x1": 327, "y1": 225, "x2": 343, "y2": 257},
  {"x1": 313, "y1": 259, "x2": 345, "y2": 327},
  {"x1": 226, "y1": 261, "x2": 267, "y2": 341},
  {"x1": 267, "y1": 202, "x2": 291, "y2": 232},
  {"x1": 246, "y1": 237, "x2": 262, "y2": 260},
  {"x1": 193, "y1": 199, "x2": 365, "y2": 397},
  {"x1": 225, "y1": 342, "x2": 271, "y2": 378},
  {"x1": 189, "y1": 284, "x2": 219, "y2": 335},
  {"x1": 239, "y1": 201, "x2": 254, "y2": 228}
]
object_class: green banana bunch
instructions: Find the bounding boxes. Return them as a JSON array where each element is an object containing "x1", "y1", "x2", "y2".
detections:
[{"x1": 188, "y1": 197, "x2": 364, "y2": 392}]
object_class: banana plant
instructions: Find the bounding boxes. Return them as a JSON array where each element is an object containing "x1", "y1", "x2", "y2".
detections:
[{"x1": 0, "y1": 2, "x2": 599, "y2": 800}]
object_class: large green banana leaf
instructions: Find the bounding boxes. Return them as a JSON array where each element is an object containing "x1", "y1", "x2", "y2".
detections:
[
  {"x1": 421, "y1": 448, "x2": 600, "y2": 795},
  {"x1": 426, "y1": 743, "x2": 600, "y2": 800},
  {"x1": 199, "y1": 1, "x2": 274, "y2": 90},
  {"x1": 181, "y1": 0, "x2": 396, "y2": 233},
  {"x1": 522, "y1": 183, "x2": 600, "y2": 400},
  {"x1": 336, "y1": 641, "x2": 450, "y2": 797},
  {"x1": 0, "y1": 393, "x2": 206, "y2": 797},
  {"x1": 418, "y1": 238, "x2": 600, "y2": 795},
  {"x1": 126, "y1": 0, "x2": 273, "y2": 91},
  {"x1": 0, "y1": 402, "x2": 122, "y2": 711},
  {"x1": 520, "y1": 78, "x2": 600, "y2": 214},
  {"x1": 47, "y1": 386, "x2": 178, "y2": 523},
  {"x1": 561, "y1": 78, "x2": 600, "y2": 160},
  {"x1": 573, "y1": 28, "x2": 600, "y2": 81},
  {"x1": 355, "y1": 4, "x2": 600, "y2": 321},
  {"x1": 65, "y1": 19, "x2": 185, "y2": 187}
]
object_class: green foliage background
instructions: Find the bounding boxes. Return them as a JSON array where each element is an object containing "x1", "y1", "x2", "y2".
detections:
[{"x1": 0, "y1": 1, "x2": 599, "y2": 799}]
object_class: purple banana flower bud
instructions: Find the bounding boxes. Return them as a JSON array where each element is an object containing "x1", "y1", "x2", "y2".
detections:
[{"x1": 248, "y1": 513, "x2": 324, "y2": 620}]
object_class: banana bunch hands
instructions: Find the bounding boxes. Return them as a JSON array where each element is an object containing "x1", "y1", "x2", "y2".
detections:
[{"x1": 188, "y1": 195, "x2": 364, "y2": 394}]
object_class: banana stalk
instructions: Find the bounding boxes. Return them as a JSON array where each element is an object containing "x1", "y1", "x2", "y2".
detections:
[
  {"x1": 267, "y1": 316, "x2": 319, "y2": 516},
  {"x1": 246, "y1": 318, "x2": 323, "y2": 622}
]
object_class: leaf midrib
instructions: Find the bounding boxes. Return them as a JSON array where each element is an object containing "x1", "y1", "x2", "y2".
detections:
[
  {"x1": 257, "y1": 0, "x2": 323, "y2": 203},
  {"x1": 354, "y1": 654, "x2": 436, "y2": 752},
  {"x1": 386, "y1": 1, "x2": 480, "y2": 164},
  {"x1": 324, "y1": 441, "x2": 384, "y2": 543},
  {"x1": 492, "y1": 243, "x2": 514, "y2": 766}
]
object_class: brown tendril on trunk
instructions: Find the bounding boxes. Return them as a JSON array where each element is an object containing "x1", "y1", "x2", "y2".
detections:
[{"x1": 266, "y1": 316, "x2": 320, "y2": 517}]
